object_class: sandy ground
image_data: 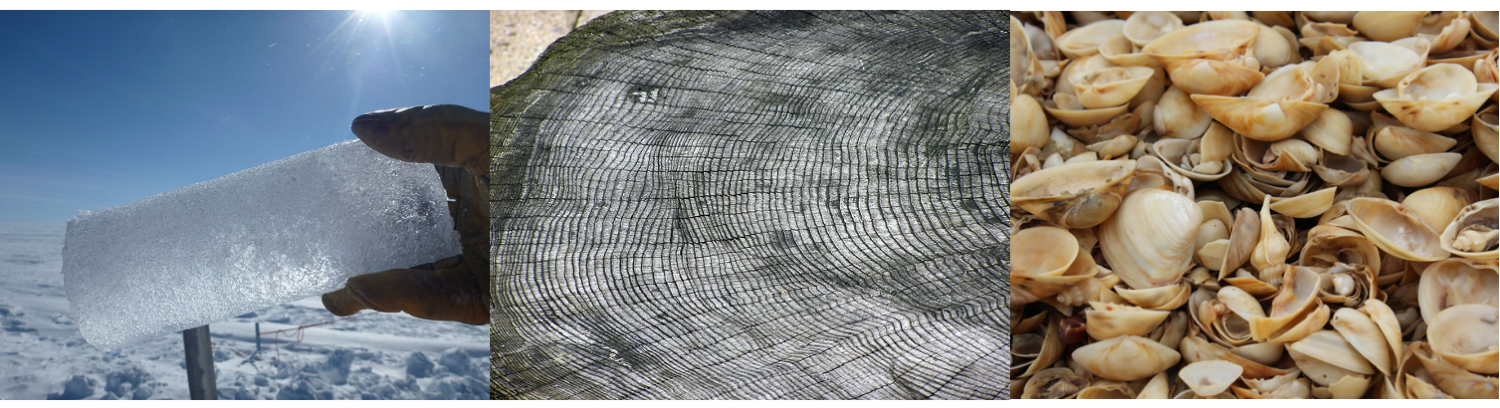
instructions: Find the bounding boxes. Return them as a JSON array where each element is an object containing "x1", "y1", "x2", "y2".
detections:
[{"x1": 490, "y1": 10, "x2": 612, "y2": 87}]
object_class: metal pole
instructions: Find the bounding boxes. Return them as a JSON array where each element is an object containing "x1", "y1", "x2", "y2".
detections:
[
  {"x1": 182, "y1": 325, "x2": 217, "y2": 400},
  {"x1": 255, "y1": 322, "x2": 261, "y2": 354}
]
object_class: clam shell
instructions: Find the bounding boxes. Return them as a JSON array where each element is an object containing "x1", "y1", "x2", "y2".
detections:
[
  {"x1": 1013, "y1": 226, "x2": 1080, "y2": 277},
  {"x1": 1403, "y1": 187, "x2": 1479, "y2": 233},
  {"x1": 1072, "y1": 335, "x2": 1182, "y2": 382},
  {"x1": 1152, "y1": 138, "x2": 1230, "y2": 182},
  {"x1": 1192, "y1": 95, "x2": 1326, "y2": 142},
  {"x1": 1099, "y1": 189, "x2": 1203, "y2": 289},
  {"x1": 1411, "y1": 341, "x2": 1500, "y2": 399},
  {"x1": 1179, "y1": 360, "x2": 1243, "y2": 397},
  {"x1": 1348, "y1": 41, "x2": 1425, "y2": 88},
  {"x1": 1073, "y1": 66, "x2": 1157, "y2": 109},
  {"x1": 1472, "y1": 11, "x2": 1499, "y2": 41},
  {"x1": 1426, "y1": 304, "x2": 1499, "y2": 374},
  {"x1": 1417, "y1": 257, "x2": 1500, "y2": 325},
  {"x1": 1474, "y1": 105, "x2": 1498, "y2": 163},
  {"x1": 1268, "y1": 187, "x2": 1336, "y2": 218},
  {"x1": 1142, "y1": 19, "x2": 1259, "y2": 67},
  {"x1": 1013, "y1": 160, "x2": 1137, "y2": 229},
  {"x1": 1288, "y1": 330, "x2": 1375, "y2": 376},
  {"x1": 1085, "y1": 301, "x2": 1172, "y2": 340},
  {"x1": 1114, "y1": 280, "x2": 1192, "y2": 310},
  {"x1": 1304, "y1": 11, "x2": 1358, "y2": 25},
  {"x1": 1123, "y1": 11, "x2": 1184, "y2": 48},
  {"x1": 1312, "y1": 152, "x2": 1371, "y2": 188},
  {"x1": 1230, "y1": 342, "x2": 1286, "y2": 366},
  {"x1": 1137, "y1": 372, "x2": 1173, "y2": 399},
  {"x1": 1022, "y1": 367, "x2": 1088, "y2": 399},
  {"x1": 1043, "y1": 97, "x2": 1131, "y2": 128},
  {"x1": 1013, "y1": 249, "x2": 1098, "y2": 306},
  {"x1": 1299, "y1": 224, "x2": 1382, "y2": 273},
  {"x1": 1381, "y1": 152, "x2": 1464, "y2": 187},
  {"x1": 1374, "y1": 63, "x2": 1499, "y2": 133},
  {"x1": 1300, "y1": 109, "x2": 1354, "y2": 155},
  {"x1": 1077, "y1": 380, "x2": 1137, "y2": 398},
  {"x1": 1353, "y1": 11, "x2": 1426, "y2": 42},
  {"x1": 1153, "y1": 86, "x2": 1214, "y2": 139},
  {"x1": 1330, "y1": 307, "x2": 1395, "y2": 377},
  {"x1": 1373, "y1": 126, "x2": 1458, "y2": 161},
  {"x1": 1056, "y1": 19, "x2": 1127, "y2": 59},
  {"x1": 1012, "y1": 93, "x2": 1051, "y2": 153},
  {"x1": 1344, "y1": 198, "x2": 1449, "y2": 262},
  {"x1": 1098, "y1": 33, "x2": 1159, "y2": 68},
  {"x1": 1162, "y1": 58, "x2": 1266, "y2": 96},
  {"x1": 1440, "y1": 198, "x2": 1500, "y2": 259},
  {"x1": 1178, "y1": 333, "x2": 1297, "y2": 379}
]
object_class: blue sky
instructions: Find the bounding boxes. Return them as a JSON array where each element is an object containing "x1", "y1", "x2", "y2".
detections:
[{"x1": 0, "y1": 11, "x2": 488, "y2": 223}]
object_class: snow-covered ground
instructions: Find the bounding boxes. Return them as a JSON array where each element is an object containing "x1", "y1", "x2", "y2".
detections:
[{"x1": 0, "y1": 223, "x2": 487, "y2": 400}]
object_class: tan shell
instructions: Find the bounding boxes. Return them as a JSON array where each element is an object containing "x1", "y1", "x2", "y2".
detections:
[
  {"x1": 1352, "y1": 11, "x2": 1426, "y2": 42},
  {"x1": 1373, "y1": 126, "x2": 1458, "y2": 161},
  {"x1": 1268, "y1": 187, "x2": 1335, "y2": 219},
  {"x1": 1300, "y1": 109, "x2": 1354, "y2": 156},
  {"x1": 1299, "y1": 224, "x2": 1382, "y2": 273},
  {"x1": 1153, "y1": 85, "x2": 1214, "y2": 139},
  {"x1": 1178, "y1": 332, "x2": 1297, "y2": 379},
  {"x1": 1013, "y1": 160, "x2": 1137, "y2": 229},
  {"x1": 1099, "y1": 189, "x2": 1203, "y2": 289},
  {"x1": 1426, "y1": 304, "x2": 1499, "y2": 374},
  {"x1": 1057, "y1": 19, "x2": 1127, "y2": 59},
  {"x1": 1288, "y1": 330, "x2": 1375, "y2": 377},
  {"x1": 1344, "y1": 197, "x2": 1450, "y2": 262},
  {"x1": 1440, "y1": 198, "x2": 1500, "y2": 259},
  {"x1": 1239, "y1": 266, "x2": 1323, "y2": 342},
  {"x1": 1124, "y1": 11, "x2": 1185, "y2": 47},
  {"x1": 1098, "y1": 33, "x2": 1158, "y2": 68},
  {"x1": 1381, "y1": 152, "x2": 1464, "y2": 187},
  {"x1": 1411, "y1": 341, "x2": 1500, "y2": 399},
  {"x1": 1073, "y1": 66, "x2": 1157, "y2": 109},
  {"x1": 1312, "y1": 152, "x2": 1372, "y2": 188},
  {"x1": 1347, "y1": 40, "x2": 1426, "y2": 88},
  {"x1": 1077, "y1": 380, "x2": 1137, "y2": 398},
  {"x1": 1071, "y1": 335, "x2": 1182, "y2": 381},
  {"x1": 1418, "y1": 11, "x2": 1473, "y2": 54},
  {"x1": 1417, "y1": 257, "x2": 1500, "y2": 325},
  {"x1": 1141, "y1": 19, "x2": 1259, "y2": 67},
  {"x1": 1161, "y1": 58, "x2": 1266, "y2": 97},
  {"x1": 1022, "y1": 367, "x2": 1088, "y2": 399},
  {"x1": 1043, "y1": 94, "x2": 1132, "y2": 128},
  {"x1": 1114, "y1": 280, "x2": 1192, "y2": 310},
  {"x1": 1013, "y1": 226, "x2": 1080, "y2": 277},
  {"x1": 1142, "y1": 20, "x2": 1264, "y2": 95},
  {"x1": 1013, "y1": 249, "x2": 1098, "y2": 306},
  {"x1": 1330, "y1": 307, "x2": 1395, "y2": 377},
  {"x1": 1179, "y1": 360, "x2": 1243, "y2": 397},
  {"x1": 1474, "y1": 105, "x2": 1498, "y2": 163},
  {"x1": 1473, "y1": 11, "x2": 1499, "y2": 41},
  {"x1": 1137, "y1": 372, "x2": 1173, "y2": 399},
  {"x1": 1085, "y1": 301, "x2": 1171, "y2": 340},
  {"x1": 1403, "y1": 187, "x2": 1480, "y2": 233},
  {"x1": 1374, "y1": 63, "x2": 1500, "y2": 133},
  {"x1": 1253, "y1": 24, "x2": 1301, "y2": 69},
  {"x1": 1012, "y1": 93, "x2": 1051, "y2": 153},
  {"x1": 1152, "y1": 138, "x2": 1231, "y2": 182}
]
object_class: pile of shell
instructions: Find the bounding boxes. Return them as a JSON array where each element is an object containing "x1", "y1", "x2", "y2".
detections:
[{"x1": 1010, "y1": 11, "x2": 1498, "y2": 399}]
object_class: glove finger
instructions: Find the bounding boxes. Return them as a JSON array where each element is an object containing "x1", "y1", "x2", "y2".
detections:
[
  {"x1": 329, "y1": 267, "x2": 488, "y2": 325},
  {"x1": 351, "y1": 104, "x2": 488, "y2": 175}
]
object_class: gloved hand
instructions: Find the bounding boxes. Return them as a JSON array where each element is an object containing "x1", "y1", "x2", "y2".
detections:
[{"x1": 321, "y1": 104, "x2": 491, "y2": 325}]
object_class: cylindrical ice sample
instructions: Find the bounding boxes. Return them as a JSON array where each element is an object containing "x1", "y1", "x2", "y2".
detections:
[{"x1": 62, "y1": 140, "x2": 461, "y2": 350}]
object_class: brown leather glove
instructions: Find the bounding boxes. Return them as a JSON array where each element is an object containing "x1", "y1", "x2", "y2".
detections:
[{"x1": 321, "y1": 104, "x2": 491, "y2": 325}]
